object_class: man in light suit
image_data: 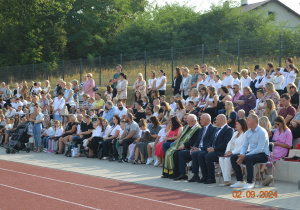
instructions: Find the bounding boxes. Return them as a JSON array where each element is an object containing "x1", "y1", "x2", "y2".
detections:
[
  {"x1": 197, "y1": 114, "x2": 233, "y2": 184},
  {"x1": 173, "y1": 114, "x2": 217, "y2": 181}
]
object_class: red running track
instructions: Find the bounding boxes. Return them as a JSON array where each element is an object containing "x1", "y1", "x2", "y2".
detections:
[{"x1": 0, "y1": 160, "x2": 277, "y2": 210}]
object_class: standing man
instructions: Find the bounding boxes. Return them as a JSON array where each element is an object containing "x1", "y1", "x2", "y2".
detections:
[
  {"x1": 230, "y1": 114, "x2": 269, "y2": 190},
  {"x1": 110, "y1": 64, "x2": 122, "y2": 98}
]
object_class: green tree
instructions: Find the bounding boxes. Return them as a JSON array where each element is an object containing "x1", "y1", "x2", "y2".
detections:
[
  {"x1": 0, "y1": 0, "x2": 72, "y2": 66},
  {"x1": 65, "y1": 0, "x2": 148, "y2": 59}
]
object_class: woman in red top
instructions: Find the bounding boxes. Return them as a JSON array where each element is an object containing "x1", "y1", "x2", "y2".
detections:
[{"x1": 154, "y1": 116, "x2": 183, "y2": 166}]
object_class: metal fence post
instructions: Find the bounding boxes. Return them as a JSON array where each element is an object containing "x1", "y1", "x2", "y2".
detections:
[
  {"x1": 144, "y1": 51, "x2": 147, "y2": 81},
  {"x1": 202, "y1": 44, "x2": 205, "y2": 64},
  {"x1": 238, "y1": 39, "x2": 240, "y2": 72},
  {"x1": 171, "y1": 47, "x2": 174, "y2": 81},
  {"x1": 32, "y1": 64, "x2": 35, "y2": 81},
  {"x1": 279, "y1": 35, "x2": 282, "y2": 67},
  {"x1": 80, "y1": 58, "x2": 82, "y2": 83},
  {"x1": 62, "y1": 60, "x2": 65, "y2": 81},
  {"x1": 120, "y1": 54, "x2": 123, "y2": 66},
  {"x1": 46, "y1": 62, "x2": 49, "y2": 80},
  {"x1": 99, "y1": 56, "x2": 101, "y2": 86},
  {"x1": 18, "y1": 65, "x2": 21, "y2": 82},
  {"x1": 6, "y1": 66, "x2": 8, "y2": 84}
]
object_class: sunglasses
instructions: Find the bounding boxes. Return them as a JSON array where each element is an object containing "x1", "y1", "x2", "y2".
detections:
[
  {"x1": 275, "y1": 123, "x2": 280, "y2": 126},
  {"x1": 194, "y1": 68, "x2": 199, "y2": 70}
]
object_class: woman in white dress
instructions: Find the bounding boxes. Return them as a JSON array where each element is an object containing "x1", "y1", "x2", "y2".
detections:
[
  {"x1": 44, "y1": 80, "x2": 51, "y2": 95},
  {"x1": 147, "y1": 71, "x2": 156, "y2": 97},
  {"x1": 219, "y1": 119, "x2": 248, "y2": 186}
]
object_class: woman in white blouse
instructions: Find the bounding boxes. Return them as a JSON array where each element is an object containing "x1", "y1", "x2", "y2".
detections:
[
  {"x1": 155, "y1": 70, "x2": 166, "y2": 96},
  {"x1": 52, "y1": 92, "x2": 65, "y2": 121},
  {"x1": 271, "y1": 68, "x2": 284, "y2": 95},
  {"x1": 185, "y1": 88, "x2": 199, "y2": 107},
  {"x1": 44, "y1": 80, "x2": 51, "y2": 95},
  {"x1": 147, "y1": 71, "x2": 156, "y2": 96},
  {"x1": 87, "y1": 118, "x2": 111, "y2": 158},
  {"x1": 102, "y1": 115, "x2": 121, "y2": 159},
  {"x1": 219, "y1": 119, "x2": 248, "y2": 186},
  {"x1": 280, "y1": 63, "x2": 299, "y2": 93}
]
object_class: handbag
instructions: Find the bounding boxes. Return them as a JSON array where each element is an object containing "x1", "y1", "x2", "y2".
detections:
[{"x1": 93, "y1": 86, "x2": 99, "y2": 92}]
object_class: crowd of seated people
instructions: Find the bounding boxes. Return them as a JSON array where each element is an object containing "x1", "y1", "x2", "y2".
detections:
[{"x1": 0, "y1": 60, "x2": 299, "y2": 189}]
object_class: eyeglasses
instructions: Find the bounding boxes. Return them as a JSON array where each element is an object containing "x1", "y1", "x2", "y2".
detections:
[
  {"x1": 201, "y1": 67, "x2": 205, "y2": 68},
  {"x1": 232, "y1": 88, "x2": 236, "y2": 89}
]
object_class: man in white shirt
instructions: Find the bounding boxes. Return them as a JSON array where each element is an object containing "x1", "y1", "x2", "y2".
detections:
[
  {"x1": 0, "y1": 82, "x2": 6, "y2": 98},
  {"x1": 255, "y1": 68, "x2": 265, "y2": 89},
  {"x1": 222, "y1": 68, "x2": 234, "y2": 95},
  {"x1": 114, "y1": 101, "x2": 127, "y2": 120}
]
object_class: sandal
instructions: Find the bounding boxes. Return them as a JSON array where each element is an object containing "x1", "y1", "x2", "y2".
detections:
[
  {"x1": 132, "y1": 160, "x2": 138, "y2": 164},
  {"x1": 140, "y1": 161, "x2": 146, "y2": 164}
]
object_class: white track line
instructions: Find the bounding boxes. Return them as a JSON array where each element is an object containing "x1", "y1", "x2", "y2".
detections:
[
  {"x1": 0, "y1": 167, "x2": 201, "y2": 210},
  {"x1": 0, "y1": 183, "x2": 100, "y2": 210}
]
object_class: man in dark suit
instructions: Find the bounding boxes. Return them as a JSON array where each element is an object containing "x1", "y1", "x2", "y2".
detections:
[
  {"x1": 197, "y1": 114, "x2": 233, "y2": 184},
  {"x1": 173, "y1": 114, "x2": 217, "y2": 181}
]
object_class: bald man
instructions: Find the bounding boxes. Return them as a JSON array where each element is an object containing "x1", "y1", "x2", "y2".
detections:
[
  {"x1": 174, "y1": 114, "x2": 217, "y2": 181},
  {"x1": 197, "y1": 114, "x2": 233, "y2": 184}
]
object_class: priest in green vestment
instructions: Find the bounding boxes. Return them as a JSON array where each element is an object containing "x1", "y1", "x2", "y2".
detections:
[{"x1": 162, "y1": 114, "x2": 201, "y2": 178}]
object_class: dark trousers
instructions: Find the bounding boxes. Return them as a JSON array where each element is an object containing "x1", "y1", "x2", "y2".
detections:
[
  {"x1": 231, "y1": 153, "x2": 268, "y2": 183},
  {"x1": 178, "y1": 150, "x2": 192, "y2": 174},
  {"x1": 113, "y1": 88, "x2": 117, "y2": 98},
  {"x1": 172, "y1": 150, "x2": 181, "y2": 178},
  {"x1": 87, "y1": 137, "x2": 103, "y2": 155},
  {"x1": 111, "y1": 139, "x2": 119, "y2": 158},
  {"x1": 191, "y1": 151, "x2": 207, "y2": 176},
  {"x1": 121, "y1": 138, "x2": 135, "y2": 158},
  {"x1": 292, "y1": 127, "x2": 300, "y2": 140},
  {"x1": 162, "y1": 142, "x2": 173, "y2": 153},
  {"x1": 159, "y1": 90, "x2": 165, "y2": 96},
  {"x1": 103, "y1": 139, "x2": 113, "y2": 157},
  {"x1": 198, "y1": 151, "x2": 224, "y2": 180}
]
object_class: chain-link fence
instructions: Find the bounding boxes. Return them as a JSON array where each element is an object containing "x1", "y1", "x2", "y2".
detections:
[{"x1": 1, "y1": 34, "x2": 299, "y2": 87}]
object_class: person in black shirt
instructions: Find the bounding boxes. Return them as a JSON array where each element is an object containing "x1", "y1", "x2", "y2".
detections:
[
  {"x1": 56, "y1": 115, "x2": 78, "y2": 154},
  {"x1": 287, "y1": 83, "x2": 299, "y2": 109},
  {"x1": 67, "y1": 115, "x2": 93, "y2": 157},
  {"x1": 186, "y1": 101, "x2": 199, "y2": 118},
  {"x1": 133, "y1": 100, "x2": 146, "y2": 124}
]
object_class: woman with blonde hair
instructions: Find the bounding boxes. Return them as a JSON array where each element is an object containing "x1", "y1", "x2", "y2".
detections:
[
  {"x1": 84, "y1": 73, "x2": 96, "y2": 98},
  {"x1": 259, "y1": 116, "x2": 273, "y2": 139},
  {"x1": 133, "y1": 73, "x2": 146, "y2": 97},
  {"x1": 185, "y1": 88, "x2": 199, "y2": 107},
  {"x1": 147, "y1": 71, "x2": 156, "y2": 96},
  {"x1": 116, "y1": 73, "x2": 128, "y2": 104},
  {"x1": 263, "y1": 99, "x2": 277, "y2": 126},
  {"x1": 44, "y1": 80, "x2": 51, "y2": 95},
  {"x1": 203, "y1": 86, "x2": 219, "y2": 121},
  {"x1": 20, "y1": 81, "x2": 28, "y2": 97},
  {"x1": 225, "y1": 101, "x2": 237, "y2": 128}
]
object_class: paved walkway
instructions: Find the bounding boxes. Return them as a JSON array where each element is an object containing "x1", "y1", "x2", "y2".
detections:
[{"x1": 0, "y1": 148, "x2": 298, "y2": 210}]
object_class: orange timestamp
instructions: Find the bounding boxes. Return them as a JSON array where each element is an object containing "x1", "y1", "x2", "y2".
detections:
[{"x1": 232, "y1": 191, "x2": 278, "y2": 198}]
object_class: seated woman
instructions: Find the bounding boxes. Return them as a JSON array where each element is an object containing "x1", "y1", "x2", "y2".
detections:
[
  {"x1": 47, "y1": 120, "x2": 63, "y2": 153},
  {"x1": 219, "y1": 119, "x2": 248, "y2": 186},
  {"x1": 235, "y1": 86, "x2": 256, "y2": 116},
  {"x1": 133, "y1": 99, "x2": 146, "y2": 124},
  {"x1": 127, "y1": 119, "x2": 149, "y2": 162},
  {"x1": 57, "y1": 115, "x2": 78, "y2": 154},
  {"x1": 260, "y1": 116, "x2": 292, "y2": 176},
  {"x1": 259, "y1": 116, "x2": 273, "y2": 141},
  {"x1": 154, "y1": 116, "x2": 183, "y2": 163},
  {"x1": 197, "y1": 86, "x2": 208, "y2": 112},
  {"x1": 225, "y1": 101, "x2": 237, "y2": 128},
  {"x1": 108, "y1": 120, "x2": 126, "y2": 161},
  {"x1": 160, "y1": 102, "x2": 174, "y2": 125},
  {"x1": 217, "y1": 86, "x2": 232, "y2": 113},
  {"x1": 101, "y1": 115, "x2": 121, "y2": 159},
  {"x1": 175, "y1": 100, "x2": 186, "y2": 122},
  {"x1": 263, "y1": 99, "x2": 277, "y2": 126},
  {"x1": 132, "y1": 116, "x2": 162, "y2": 165},
  {"x1": 151, "y1": 123, "x2": 171, "y2": 166},
  {"x1": 203, "y1": 86, "x2": 219, "y2": 121},
  {"x1": 87, "y1": 118, "x2": 111, "y2": 158}
]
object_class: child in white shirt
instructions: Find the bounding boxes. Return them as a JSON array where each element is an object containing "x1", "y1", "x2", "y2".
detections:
[{"x1": 48, "y1": 120, "x2": 63, "y2": 152}]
